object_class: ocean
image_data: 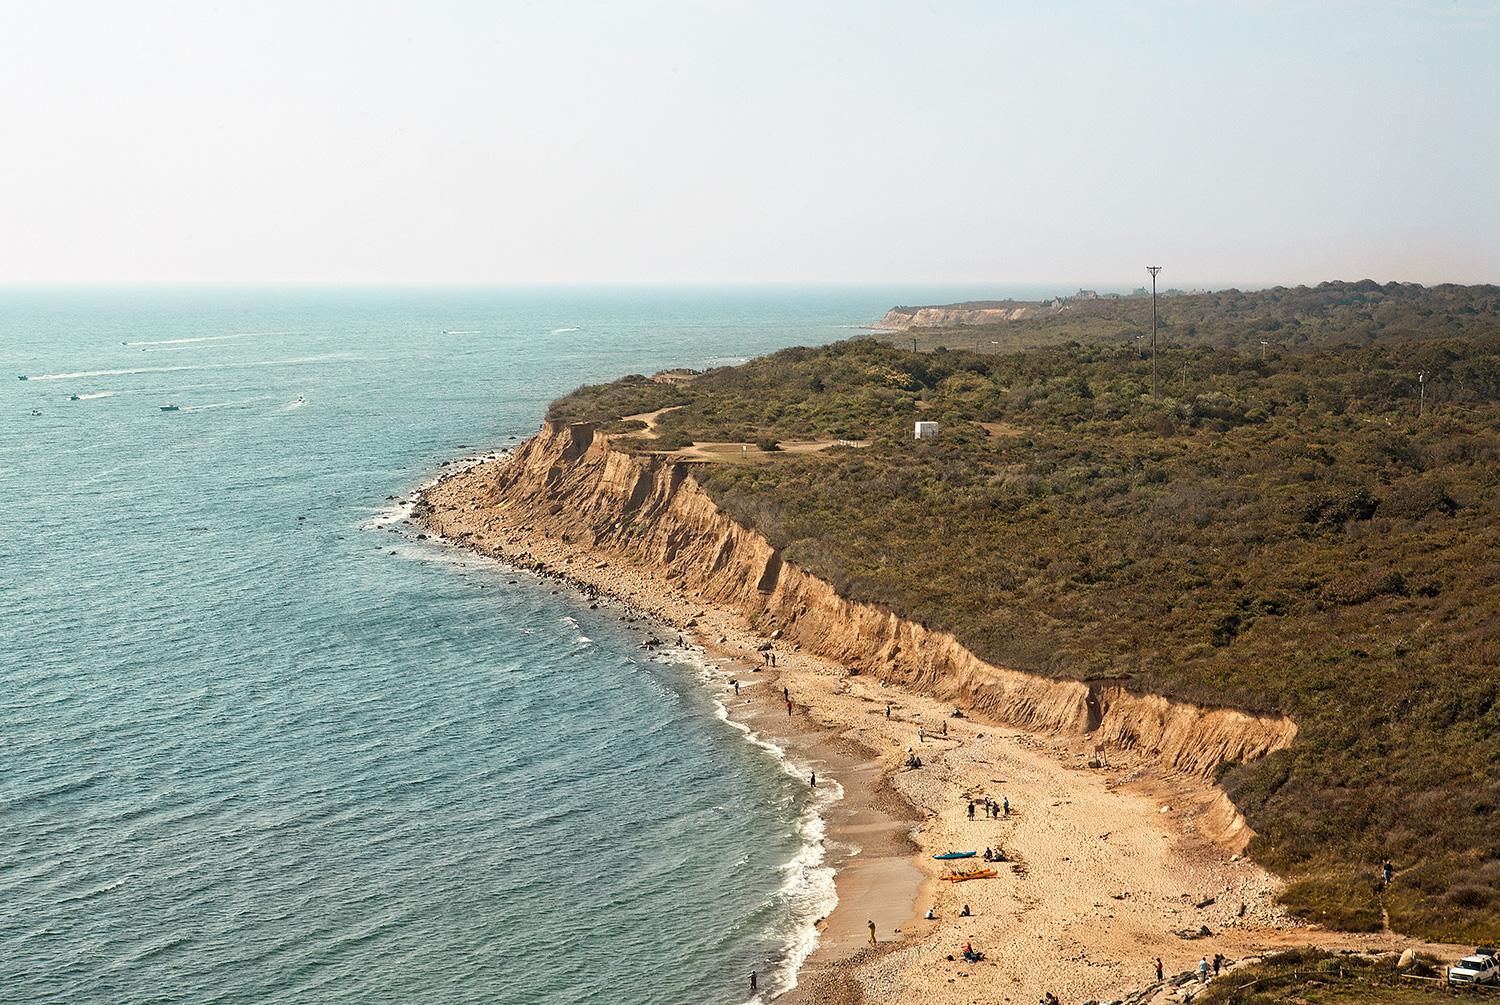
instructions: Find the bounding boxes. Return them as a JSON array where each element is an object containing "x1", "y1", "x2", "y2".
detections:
[{"x1": 1, "y1": 285, "x2": 1057, "y2": 1004}]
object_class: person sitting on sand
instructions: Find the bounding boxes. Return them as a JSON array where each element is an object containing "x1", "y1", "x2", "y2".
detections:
[{"x1": 959, "y1": 904, "x2": 970, "y2": 917}]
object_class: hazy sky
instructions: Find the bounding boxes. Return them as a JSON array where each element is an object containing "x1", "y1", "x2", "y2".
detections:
[{"x1": 2, "y1": 1, "x2": 1495, "y2": 288}]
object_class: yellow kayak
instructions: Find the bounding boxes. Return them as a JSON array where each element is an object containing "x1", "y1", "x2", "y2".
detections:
[{"x1": 941, "y1": 868, "x2": 998, "y2": 882}]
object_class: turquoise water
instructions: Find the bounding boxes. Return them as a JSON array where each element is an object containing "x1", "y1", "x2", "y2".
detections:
[{"x1": 1, "y1": 285, "x2": 1053, "y2": 1003}]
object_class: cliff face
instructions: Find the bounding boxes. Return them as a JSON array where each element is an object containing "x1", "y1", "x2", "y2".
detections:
[
  {"x1": 422, "y1": 421, "x2": 1297, "y2": 788},
  {"x1": 874, "y1": 305, "x2": 1045, "y2": 329}
]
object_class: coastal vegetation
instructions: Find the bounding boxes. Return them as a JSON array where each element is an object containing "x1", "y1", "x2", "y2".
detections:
[
  {"x1": 548, "y1": 281, "x2": 1500, "y2": 943},
  {"x1": 1193, "y1": 948, "x2": 1450, "y2": 1004}
]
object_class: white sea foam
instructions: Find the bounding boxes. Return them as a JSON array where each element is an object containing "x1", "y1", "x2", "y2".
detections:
[
  {"x1": 550, "y1": 327, "x2": 580, "y2": 334},
  {"x1": 681, "y1": 652, "x2": 840, "y2": 999}
]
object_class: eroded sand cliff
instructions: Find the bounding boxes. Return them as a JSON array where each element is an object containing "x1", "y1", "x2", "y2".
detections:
[
  {"x1": 417, "y1": 422, "x2": 1470, "y2": 1004},
  {"x1": 873, "y1": 305, "x2": 1046, "y2": 329},
  {"x1": 420, "y1": 421, "x2": 1296, "y2": 794}
]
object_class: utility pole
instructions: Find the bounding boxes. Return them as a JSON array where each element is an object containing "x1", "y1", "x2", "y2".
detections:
[{"x1": 1147, "y1": 266, "x2": 1163, "y2": 400}]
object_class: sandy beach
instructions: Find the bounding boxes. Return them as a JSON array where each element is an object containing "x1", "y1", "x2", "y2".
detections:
[{"x1": 417, "y1": 453, "x2": 1466, "y2": 1005}]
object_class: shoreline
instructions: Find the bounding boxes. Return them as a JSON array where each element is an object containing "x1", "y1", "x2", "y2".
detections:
[{"x1": 414, "y1": 448, "x2": 1469, "y2": 1005}]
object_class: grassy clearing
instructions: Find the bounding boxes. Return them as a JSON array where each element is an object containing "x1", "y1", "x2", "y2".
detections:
[{"x1": 547, "y1": 281, "x2": 1500, "y2": 941}]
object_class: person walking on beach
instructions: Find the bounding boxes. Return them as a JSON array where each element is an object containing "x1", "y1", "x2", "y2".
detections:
[
  {"x1": 1002, "y1": 796, "x2": 1009, "y2": 816},
  {"x1": 868, "y1": 920, "x2": 876, "y2": 945},
  {"x1": 749, "y1": 970, "x2": 757, "y2": 993},
  {"x1": 810, "y1": 771, "x2": 816, "y2": 787},
  {"x1": 783, "y1": 686, "x2": 789, "y2": 701},
  {"x1": 733, "y1": 680, "x2": 739, "y2": 695},
  {"x1": 1199, "y1": 957, "x2": 1209, "y2": 982}
]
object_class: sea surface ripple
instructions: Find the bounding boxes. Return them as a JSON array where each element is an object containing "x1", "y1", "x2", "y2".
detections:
[{"x1": 1, "y1": 285, "x2": 1047, "y2": 1003}]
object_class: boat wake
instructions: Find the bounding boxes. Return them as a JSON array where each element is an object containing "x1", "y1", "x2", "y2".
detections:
[
  {"x1": 25, "y1": 354, "x2": 350, "y2": 381},
  {"x1": 120, "y1": 332, "x2": 293, "y2": 347},
  {"x1": 179, "y1": 396, "x2": 275, "y2": 412}
]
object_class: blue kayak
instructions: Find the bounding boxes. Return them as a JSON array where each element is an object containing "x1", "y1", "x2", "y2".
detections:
[{"x1": 933, "y1": 851, "x2": 977, "y2": 859}]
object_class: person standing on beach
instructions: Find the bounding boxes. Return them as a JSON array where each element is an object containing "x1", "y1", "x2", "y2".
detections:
[
  {"x1": 867, "y1": 920, "x2": 876, "y2": 945},
  {"x1": 1155, "y1": 958, "x2": 1163, "y2": 982},
  {"x1": 783, "y1": 686, "x2": 789, "y2": 702},
  {"x1": 1002, "y1": 796, "x2": 1009, "y2": 816},
  {"x1": 749, "y1": 970, "x2": 757, "y2": 992},
  {"x1": 1199, "y1": 957, "x2": 1209, "y2": 982},
  {"x1": 733, "y1": 680, "x2": 739, "y2": 695},
  {"x1": 786, "y1": 700, "x2": 793, "y2": 717},
  {"x1": 885, "y1": 702, "x2": 891, "y2": 718},
  {"x1": 918, "y1": 726, "x2": 925, "y2": 743},
  {"x1": 968, "y1": 801, "x2": 975, "y2": 820},
  {"x1": 810, "y1": 771, "x2": 816, "y2": 787}
]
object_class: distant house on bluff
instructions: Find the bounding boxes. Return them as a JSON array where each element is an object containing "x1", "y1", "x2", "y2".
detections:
[{"x1": 914, "y1": 421, "x2": 939, "y2": 439}]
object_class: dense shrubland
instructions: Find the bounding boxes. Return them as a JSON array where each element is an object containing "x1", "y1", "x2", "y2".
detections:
[{"x1": 548, "y1": 281, "x2": 1500, "y2": 942}]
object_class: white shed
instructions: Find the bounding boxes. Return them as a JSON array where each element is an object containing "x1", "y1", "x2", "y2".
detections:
[{"x1": 914, "y1": 421, "x2": 940, "y2": 439}]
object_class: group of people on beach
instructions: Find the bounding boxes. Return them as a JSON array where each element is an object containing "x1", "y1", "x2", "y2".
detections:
[
  {"x1": 1151, "y1": 954, "x2": 1225, "y2": 985},
  {"x1": 967, "y1": 796, "x2": 1009, "y2": 819}
]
